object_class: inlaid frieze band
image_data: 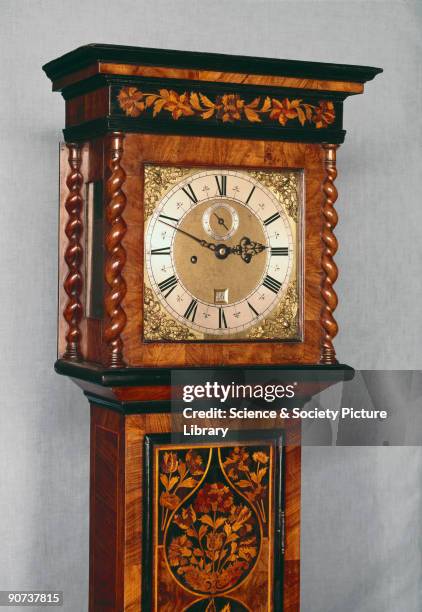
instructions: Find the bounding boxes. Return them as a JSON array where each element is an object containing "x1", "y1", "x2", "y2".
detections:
[{"x1": 116, "y1": 86, "x2": 336, "y2": 129}]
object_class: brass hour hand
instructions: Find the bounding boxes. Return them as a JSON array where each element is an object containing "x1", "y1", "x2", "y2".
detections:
[
  {"x1": 158, "y1": 220, "x2": 266, "y2": 263},
  {"x1": 230, "y1": 236, "x2": 267, "y2": 263}
]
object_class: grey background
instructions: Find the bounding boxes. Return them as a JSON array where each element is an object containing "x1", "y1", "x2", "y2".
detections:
[{"x1": 0, "y1": 1, "x2": 421, "y2": 610}]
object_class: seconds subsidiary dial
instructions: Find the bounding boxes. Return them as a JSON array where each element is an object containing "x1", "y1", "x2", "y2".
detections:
[
  {"x1": 202, "y1": 202, "x2": 239, "y2": 241},
  {"x1": 145, "y1": 169, "x2": 296, "y2": 339}
]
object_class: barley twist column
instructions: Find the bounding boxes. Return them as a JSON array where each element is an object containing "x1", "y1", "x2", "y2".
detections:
[
  {"x1": 63, "y1": 143, "x2": 84, "y2": 360},
  {"x1": 320, "y1": 143, "x2": 339, "y2": 364},
  {"x1": 104, "y1": 132, "x2": 127, "y2": 368}
]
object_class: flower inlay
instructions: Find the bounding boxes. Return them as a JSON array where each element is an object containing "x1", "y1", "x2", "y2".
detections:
[{"x1": 117, "y1": 86, "x2": 336, "y2": 128}]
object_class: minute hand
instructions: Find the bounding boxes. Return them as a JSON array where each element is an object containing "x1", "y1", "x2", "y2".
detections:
[{"x1": 158, "y1": 219, "x2": 218, "y2": 251}]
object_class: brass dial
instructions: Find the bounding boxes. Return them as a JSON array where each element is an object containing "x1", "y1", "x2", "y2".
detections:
[{"x1": 145, "y1": 168, "x2": 298, "y2": 339}]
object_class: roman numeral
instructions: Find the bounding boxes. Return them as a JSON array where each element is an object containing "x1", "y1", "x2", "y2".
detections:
[
  {"x1": 247, "y1": 301, "x2": 259, "y2": 318},
  {"x1": 263, "y1": 212, "x2": 281, "y2": 226},
  {"x1": 215, "y1": 175, "x2": 227, "y2": 196},
  {"x1": 158, "y1": 275, "x2": 178, "y2": 298},
  {"x1": 270, "y1": 247, "x2": 288, "y2": 256},
  {"x1": 245, "y1": 186, "x2": 255, "y2": 204},
  {"x1": 218, "y1": 307, "x2": 227, "y2": 329},
  {"x1": 181, "y1": 184, "x2": 198, "y2": 204},
  {"x1": 159, "y1": 213, "x2": 179, "y2": 224},
  {"x1": 263, "y1": 275, "x2": 282, "y2": 294},
  {"x1": 184, "y1": 298, "x2": 198, "y2": 322},
  {"x1": 151, "y1": 247, "x2": 171, "y2": 255}
]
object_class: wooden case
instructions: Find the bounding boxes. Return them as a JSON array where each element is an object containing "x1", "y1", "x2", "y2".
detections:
[{"x1": 43, "y1": 44, "x2": 381, "y2": 612}]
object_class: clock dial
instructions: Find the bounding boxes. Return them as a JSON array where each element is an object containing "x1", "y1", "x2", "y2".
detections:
[
  {"x1": 145, "y1": 168, "x2": 299, "y2": 340},
  {"x1": 202, "y1": 202, "x2": 239, "y2": 240}
]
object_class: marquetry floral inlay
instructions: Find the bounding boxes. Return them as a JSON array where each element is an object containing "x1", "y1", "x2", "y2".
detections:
[
  {"x1": 222, "y1": 447, "x2": 269, "y2": 525},
  {"x1": 117, "y1": 86, "x2": 335, "y2": 128},
  {"x1": 166, "y1": 482, "x2": 259, "y2": 594},
  {"x1": 157, "y1": 445, "x2": 271, "y2": 599},
  {"x1": 159, "y1": 448, "x2": 207, "y2": 532}
]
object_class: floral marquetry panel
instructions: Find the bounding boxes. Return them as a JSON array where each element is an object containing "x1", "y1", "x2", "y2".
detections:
[{"x1": 144, "y1": 434, "x2": 284, "y2": 612}]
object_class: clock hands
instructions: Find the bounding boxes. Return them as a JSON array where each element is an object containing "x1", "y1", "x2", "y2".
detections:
[
  {"x1": 158, "y1": 219, "x2": 267, "y2": 263},
  {"x1": 213, "y1": 211, "x2": 230, "y2": 232},
  {"x1": 231, "y1": 237, "x2": 267, "y2": 264},
  {"x1": 158, "y1": 219, "x2": 217, "y2": 251}
]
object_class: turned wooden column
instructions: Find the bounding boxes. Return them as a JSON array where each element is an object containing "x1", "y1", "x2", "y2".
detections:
[
  {"x1": 63, "y1": 142, "x2": 84, "y2": 360},
  {"x1": 104, "y1": 132, "x2": 128, "y2": 368},
  {"x1": 320, "y1": 143, "x2": 339, "y2": 364}
]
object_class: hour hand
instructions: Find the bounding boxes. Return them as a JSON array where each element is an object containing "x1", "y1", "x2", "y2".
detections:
[
  {"x1": 158, "y1": 220, "x2": 266, "y2": 263},
  {"x1": 230, "y1": 236, "x2": 267, "y2": 263}
]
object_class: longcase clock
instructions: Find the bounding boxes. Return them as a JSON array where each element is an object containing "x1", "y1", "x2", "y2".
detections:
[{"x1": 43, "y1": 44, "x2": 381, "y2": 611}]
